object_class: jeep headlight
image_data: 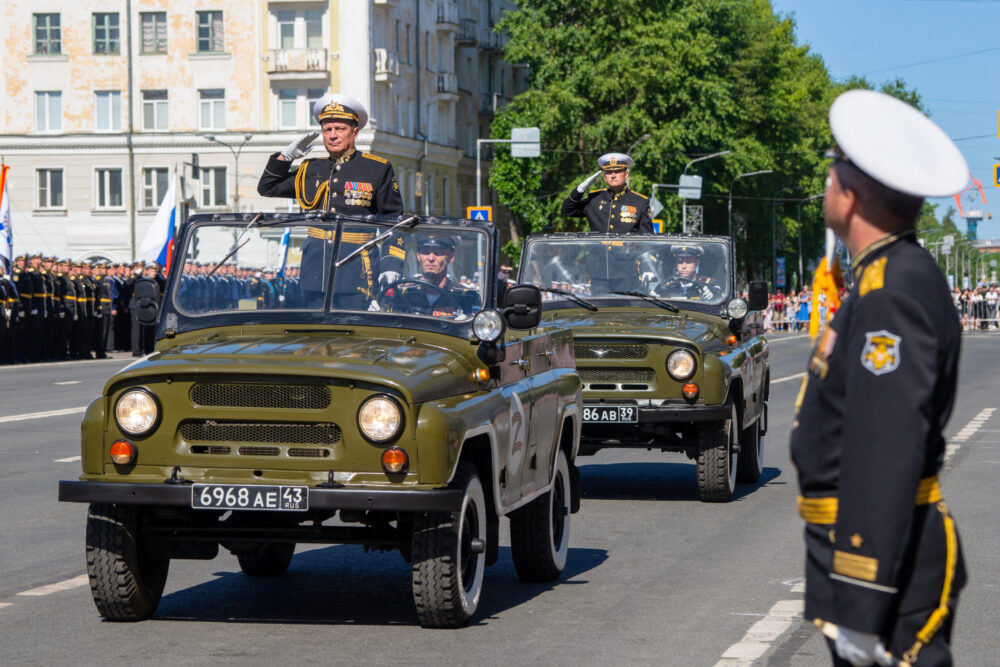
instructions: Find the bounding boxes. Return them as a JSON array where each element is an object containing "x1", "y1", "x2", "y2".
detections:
[
  {"x1": 727, "y1": 297, "x2": 749, "y2": 319},
  {"x1": 358, "y1": 396, "x2": 403, "y2": 443},
  {"x1": 473, "y1": 310, "x2": 505, "y2": 342},
  {"x1": 115, "y1": 389, "x2": 159, "y2": 436},
  {"x1": 666, "y1": 349, "x2": 697, "y2": 381}
]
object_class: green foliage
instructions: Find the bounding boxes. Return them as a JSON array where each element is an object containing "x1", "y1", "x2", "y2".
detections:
[{"x1": 488, "y1": 0, "x2": 925, "y2": 285}]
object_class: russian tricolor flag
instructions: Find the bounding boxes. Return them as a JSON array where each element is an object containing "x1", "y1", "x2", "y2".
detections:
[{"x1": 139, "y1": 171, "x2": 177, "y2": 275}]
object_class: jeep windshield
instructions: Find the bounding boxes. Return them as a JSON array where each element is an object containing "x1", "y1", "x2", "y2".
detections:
[
  {"x1": 520, "y1": 235, "x2": 731, "y2": 308},
  {"x1": 163, "y1": 214, "x2": 493, "y2": 336}
]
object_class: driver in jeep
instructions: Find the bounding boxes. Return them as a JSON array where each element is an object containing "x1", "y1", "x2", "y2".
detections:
[
  {"x1": 381, "y1": 235, "x2": 481, "y2": 317},
  {"x1": 658, "y1": 244, "x2": 723, "y2": 301}
]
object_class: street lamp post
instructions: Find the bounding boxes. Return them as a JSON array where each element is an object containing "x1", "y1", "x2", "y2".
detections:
[
  {"x1": 203, "y1": 133, "x2": 254, "y2": 211},
  {"x1": 796, "y1": 193, "x2": 824, "y2": 290},
  {"x1": 772, "y1": 187, "x2": 795, "y2": 290},
  {"x1": 727, "y1": 169, "x2": 773, "y2": 246},
  {"x1": 680, "y1": 150, "x2": 731, "y2": 231}
]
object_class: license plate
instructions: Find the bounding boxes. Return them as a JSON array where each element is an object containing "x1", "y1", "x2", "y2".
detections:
[
  {"x1": 191, "y1": 484, "x2": 309, "y2": 511},
  {"x1": 583, "y1": 405, "x2": 638, "y2": 423}
]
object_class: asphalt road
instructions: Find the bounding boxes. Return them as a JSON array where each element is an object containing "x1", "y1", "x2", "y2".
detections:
[{"x1": 0, "y1": 335, "x2": 997, "y2": 666}]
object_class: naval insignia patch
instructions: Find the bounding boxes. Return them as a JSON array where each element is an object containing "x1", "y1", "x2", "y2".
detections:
[{"x1": 861, "y1": 329, "x2": 901, "y2": 376}]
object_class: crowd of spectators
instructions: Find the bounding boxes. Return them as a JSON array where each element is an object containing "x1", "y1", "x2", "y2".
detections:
[{"x1": 954, "y1": 285, "x2": 999, "y2": 331}]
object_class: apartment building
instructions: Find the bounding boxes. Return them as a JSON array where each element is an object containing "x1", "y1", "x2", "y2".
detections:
[{"x1": 0, "y1": 0, "x2": 522, "y2": 262}]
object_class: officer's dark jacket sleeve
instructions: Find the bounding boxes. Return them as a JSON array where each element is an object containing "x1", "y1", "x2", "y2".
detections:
[
  {"x1": 830, "y1": 287, "x2": 947, "y2": 632},
  {"x1": 369, "y1": 156, "x2": 403, "y2": 215},
  {"x1": 257, "y1": 154, "x2": 297, "y2": 199},
  {"x1": 561, "y1": 189, "x2": 595, "y2": 217}
]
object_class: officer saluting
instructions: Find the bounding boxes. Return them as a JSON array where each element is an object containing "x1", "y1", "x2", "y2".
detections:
[
  {"x1": 258, "y1": 94, "x2": 405, "y2": 308},
  {"x1": 791, "y1": 90, "x2": 969, "y2": 666},
  {"x1": 561, "y1": 152, "x2": 652, "y2": 233}
]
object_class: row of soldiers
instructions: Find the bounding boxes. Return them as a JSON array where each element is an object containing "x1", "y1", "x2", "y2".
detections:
[
  {"x1": 0, "y1": 253, "x2": 163, "y2": 365},
  {"x1": 178, "y1": 262, "x2": 305, "y2": 312}
]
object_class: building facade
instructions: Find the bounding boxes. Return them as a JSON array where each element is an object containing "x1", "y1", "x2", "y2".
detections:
[{"x1": 0, "y1": 0, "x2": 520, "y2": 262}]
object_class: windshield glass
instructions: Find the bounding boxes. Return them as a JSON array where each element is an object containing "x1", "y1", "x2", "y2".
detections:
[
  {"x1": 520, "y1": 236, "x2": 730, "y2": 306},
  {"x1": 174, "y1": 219, "x2": 488, "y2": 321}
]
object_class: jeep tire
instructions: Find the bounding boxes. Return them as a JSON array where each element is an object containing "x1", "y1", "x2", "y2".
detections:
[
  {"x1": 85, "y1": 503, "x2": 170, "y2": 621},
  {"x1": 237, "y1": 542, "x2": 295, "y2": 577},
  {"x1": 736, "y1": 413, "x2": 764, "y2": 483},
  {"x1": 510, "y1": 449, "x2": 571, "y2": 582},
  {"x1": 411, "y1": 462, "x2": 486, "y2": 627},
  {"x1": 696, "y1": 402, "x2": 739, "y2": 502}
]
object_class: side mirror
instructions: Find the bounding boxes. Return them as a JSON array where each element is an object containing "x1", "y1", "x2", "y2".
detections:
[
  {"x1": 133, "y1": 278, "x2": 160, "y2": 325},
  {"x1": 747, "y1": 280, "x2": 768, "y2": 311},
  {"x1": 502, "y1": 284, "x2": 542, "y2": 330}
]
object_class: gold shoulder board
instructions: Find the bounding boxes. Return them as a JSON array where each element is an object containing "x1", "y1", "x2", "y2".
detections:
[{"x1": 362, "y1": 153, "x2": 389, "y2": 164}]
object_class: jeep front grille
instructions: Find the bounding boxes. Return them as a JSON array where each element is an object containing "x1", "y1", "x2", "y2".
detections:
[
  {"x1": 578, "y1": 367, "x2": 656, "y2": 391},
  {"x1": 190, "y1": 383, "x2": 331, "y2": 410},
  {"x1": 574, "y1": 343, "x2": 648, "y2": 360},
  {"x1": 180, "y1": 421, "x2": 342, "y2": 446}
]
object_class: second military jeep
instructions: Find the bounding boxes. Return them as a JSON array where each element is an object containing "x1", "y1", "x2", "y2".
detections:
[
  {"x1": 59, "y1": 213, "x2": 581, "y2": 627},
  {"x1": 519, "y1": 233, "x2": 769, "y2": 502}
]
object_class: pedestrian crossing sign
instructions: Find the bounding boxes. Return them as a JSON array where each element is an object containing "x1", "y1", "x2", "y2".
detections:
[
  {"x1": 994, "y1": 164, "x2": 1000, "y2": 187},
  {"x1": 466, "y1": 206, "x2": 492, "y2": 222},
  {"x1": 652, "y1": 219, "x2": 664, "y2": 233}
]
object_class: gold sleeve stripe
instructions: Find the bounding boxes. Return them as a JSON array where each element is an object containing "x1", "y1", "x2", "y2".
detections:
[
  {"x1": 832, "y1": 550, "x2": 878, "y2": 582},
  {"x1": 389, "y1": 246, "x2": 406, "y2": 260},
  {"x1": 797, "y1": 496, "x2": 838, "y2": 525},
  {"x1": 341, "y1": 232, "x2": 375, "y2": 244},
  {"x1": 307, "y1": 227, "x2": 334, "y2": 240},
  {"x1": 915, "y1": 477, "x2": 942, "y2": 504}
]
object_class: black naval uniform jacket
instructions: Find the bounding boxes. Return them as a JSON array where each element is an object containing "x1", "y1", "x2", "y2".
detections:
[
  {"x1": 561, "y1": 186, "x2": 653, "y2": 233},
  {"x1": 257, "y1": 149, "x2": 405, "y2": 297},
  {"x1": 383, "y1": 279, "x2": 481, "y2": 317},
  {"x1": 790, "y1": 229, "x2": 965, "y2": 644}
]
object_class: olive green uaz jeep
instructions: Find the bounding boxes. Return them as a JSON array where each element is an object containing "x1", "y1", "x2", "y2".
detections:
[
  {"x1": 59, "y1": 213, "x2": 581, "y2": 627},
  {"x1": 519, "y1": 233, "x2": 769, "y2": 502}
]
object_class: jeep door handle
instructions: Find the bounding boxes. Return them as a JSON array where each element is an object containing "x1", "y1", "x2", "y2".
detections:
[{"x1": 511, "y1": 358, "x2": 530, "y2": 369}]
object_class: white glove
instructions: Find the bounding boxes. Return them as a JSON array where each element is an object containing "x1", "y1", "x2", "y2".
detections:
[
  {"x1": 576, "y1": 170, "x2": 602, "y2": 193},
  {"x1": 59, "y1": 311, "x2": 65, "y2": 319},
  {"x1": 379, "y1": 271, "x2": 401, "y2": 291},
  {"x1": 30, "y1": 308, "x2": 38, "y2": 315},
  {"x1": 367, "y1": 300, "x2": 382, "y2": 312},
  {"x1": 639, "y1": 271, "x2": 655, "y2": 284},
  {"x1": 834, "y1": 627, "x2": 893, "y2": 666},
  {"x1": 700, "y1": 285, "x2": 715, "y2": 300},
  {"x1": 280, "y1": 132, "x2": 319, "y2": 161}
]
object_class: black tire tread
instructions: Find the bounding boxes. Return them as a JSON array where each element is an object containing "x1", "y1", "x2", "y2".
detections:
[
  {"x1": 509, "y1": 452, "x2": 568, "y2": 583},
  {"x1": 696, "y1": 405, "x2": 736, "y2": 502},
  {"x1": 736, "y1": 419, "x2": 763, "y2": 483}
]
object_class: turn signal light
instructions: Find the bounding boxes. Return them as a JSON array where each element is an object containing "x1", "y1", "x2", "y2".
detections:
[
  {"x1": 110, "y1": 440, "x2": 136, "y2": 465},
  {"x1": 725, "y1": 335, "x2": 738, "y2": 346},
  {"x1": 682, "y1": 383, "x2": 700, "y2": 401},
  {"x1": 381, "y1": 447, "x2": 408, "y2": 474},
  {"x1": 472, "y1": 368, "x2": 490, "y2": 382}
]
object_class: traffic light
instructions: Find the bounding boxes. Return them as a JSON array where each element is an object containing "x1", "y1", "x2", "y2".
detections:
[{"x1": 191, "y1": 153, "x2": 200, "y2": 179}]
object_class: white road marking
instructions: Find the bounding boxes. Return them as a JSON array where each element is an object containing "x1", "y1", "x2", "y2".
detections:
[
  {"x1": 790, "y1": 581, "x2": 806, "y2": 594},
  {"x1": 16, "y1": 574, "x2": 89, "y2": 597},
  {"x1": 945, "y1": 408, "x2": 995, "y2": 462},
  {"x1": 715, "y1": 599, "x2": 804, "y2": 666},
  {"x1": 54, "y1": 380, "x2": 81, "y2": 386},
  {"x1": 0, "y1": 602, "x2": 11, "y2": 610},
  {"x1": 0, "y1": 407, "x2": 86, "y2": 424},
  {"x1": 766, "y1": 334, "x2": 808, "y2": 343},
  {"x1": 54, "y1": 456, "x2": 81, "y2": 463},
  {"x1": 771, "y1": 372, "x2": 805, "y2": 385}
]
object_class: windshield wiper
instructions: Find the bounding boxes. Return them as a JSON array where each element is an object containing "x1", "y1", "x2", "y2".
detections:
[
  {"x1": 207, "y1": 214, "x2": 264, "y2": 278},
  {"x1": 610, "y1": 290, "x2": 679, "y2": 313},
  {"x1": 539, "y1": 287, "x2": 598, "y2": 312},
  {"x1": 335, "y1": 215, "x2": 419, "y2": 267}
]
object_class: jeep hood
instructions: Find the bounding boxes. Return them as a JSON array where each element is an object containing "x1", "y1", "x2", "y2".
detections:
[
  {"x1": 112, "y1": 330, "x2": 478, "y2": 404},
  {"x1": 539, "y1": 308, "x2": 730, "y2": 351}
]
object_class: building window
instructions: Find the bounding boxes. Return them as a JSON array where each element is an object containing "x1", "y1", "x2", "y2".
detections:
[
  {"x1": 33, "y1": 14, "x2": 61, "y2": 55},
  {"x1": 93, "y1": 13, "x2": 120, "y2": 54},
  {"x1": 37, "y1": 169, "x2": 64, "y2": 208},
  {"x1": 95, "y1": 91, "x2": 121, "y2": 132},
  {"x1": 142, "y1": 168, "x2": 169, "y2": 209},
  {"x1": 305, "y1": 9, "x2": 323, "y2": 48},
  {"x1": 278, "y1": 89, "x2": 298, "y2": 129},
  {"x1": 201, "y1": 167, "x2": 227, "y2": 208},
  {"x1": 425, "y1": 32, "x2": 432, "y2": 71},
  {"x1": 443, "y1": 176, "x2": 450, "y2": 216},
  {"x1": 35, "y1": 91, "x2": 61, "y2": 132},
  {"x1": 95, "y1": 168, "x2": 124, "y2": 209},
  {"x1": 307, "y1": 88, "x2": 326, "y2": 115},
  {"x1": 395, "y1": 20, "x2": 400, "y2": 56},
  {"x1": 405, "y1": 25, "x2": 411, "y2": 65},
  {"x1": 277, "y1": 10, "x2": 295, "y2": 49},
  {"x1": 196, "y1": 11, "x2": 224, "y2": 53},
  {"x1": 199, "y1": 89, "x2": 225, "y2": 130},
  {"x1": 140, "y1": 12, "x2": 167, "y2": 54},
  {"x1": 142, "y1": 90, "x2": 168, "y2": 130},
  {"x1": 424, "y1": 174, "x2": 434, "y2": 215}
]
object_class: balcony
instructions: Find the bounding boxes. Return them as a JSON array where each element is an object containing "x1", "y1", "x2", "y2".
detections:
[
  {"x1": 437, "y1": 71, "x2": 458, "y2": 99},
  {"x1": 267, "y1": 48, "x2": 328, "y2": 78},
  {"x1": 374, "y1": 48, "x2": 399, "y2": 82},
  {"x1": 437, "y1": 0, "x2": 459, "y2": 29},
  {"x1": 479, "y1": 92, "x2": 509, "y2": 116},
  {"x1": 479, "y1": 29, "x2": 506, "y2": 53},
  {"x1": 456, "y1": 18, "x2": 477, "y2": 45}
]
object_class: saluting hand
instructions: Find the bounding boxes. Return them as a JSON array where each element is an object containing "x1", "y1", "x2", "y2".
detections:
[
  {"x1": 280, "y1": 132, "x2": 320, "y2": 161},
  {"x1": 576, "y1": 171, "x2": 602, "y2": 193}
]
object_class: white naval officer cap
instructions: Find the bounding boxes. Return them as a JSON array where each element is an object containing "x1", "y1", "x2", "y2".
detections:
[
  {"x1": 828, "y1": 89, "x2": 968, "y2": 198},
  {"x1": 598, "y1": 153, "x2": 633, "y2": 171},
  {"x1": 312, "y1": 93, "x2": 369, "y2": 130}
]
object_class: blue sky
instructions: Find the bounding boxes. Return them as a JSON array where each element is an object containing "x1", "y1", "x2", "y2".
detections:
[{"x1": 771, "y1": 0, "x2": 1000, "y2": 239}]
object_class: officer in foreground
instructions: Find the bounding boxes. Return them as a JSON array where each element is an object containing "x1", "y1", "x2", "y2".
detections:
[
  {"x1": 561, "y1": 152, "x2": 653, "y2": 233},
  {"x1": 381, "y1": 235, "x2": 479, "y2": 317},
  {"x1": 257, "y1": 94, "x2": 405, "y2": 308},
  {"x1": 790, "y1": 90, "x2": 968, "y2": 666}
]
